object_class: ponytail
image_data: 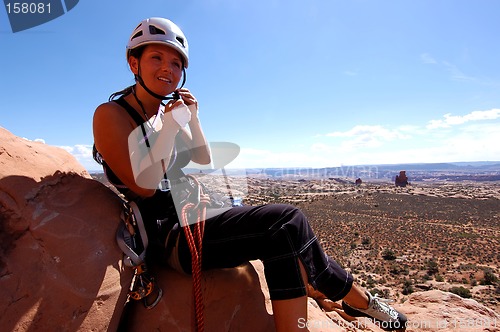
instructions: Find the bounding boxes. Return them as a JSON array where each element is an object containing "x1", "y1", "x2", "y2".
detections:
[{"x1": 109, "y1": 85, "x2": 134, "y2": 101}]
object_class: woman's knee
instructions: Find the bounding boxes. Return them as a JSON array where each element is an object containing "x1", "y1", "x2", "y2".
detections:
[
  {"x1": 263, "y1": 204, "x2": 312, "y2": 241},
  {"x1": 266, "y1": 204, "x2": 305, "y2": 220}
]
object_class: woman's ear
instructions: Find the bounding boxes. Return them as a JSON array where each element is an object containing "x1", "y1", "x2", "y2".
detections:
[{"x1": 128, "y1": 56, "x2": 139, "y2": 75}]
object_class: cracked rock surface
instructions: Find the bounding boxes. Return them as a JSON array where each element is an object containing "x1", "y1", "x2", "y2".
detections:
[{"x1": 0, "y1": 127, "x2": 128, "y2": 331}]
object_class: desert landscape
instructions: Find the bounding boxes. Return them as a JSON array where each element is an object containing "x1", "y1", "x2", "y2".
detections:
[{"x1": 242, "y1": 176, "x2": 500, "y2": 314}]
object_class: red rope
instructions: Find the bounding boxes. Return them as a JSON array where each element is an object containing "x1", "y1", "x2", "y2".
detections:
[{"x1": 180, "y1": 180, "x2": 210, "y2": 332}]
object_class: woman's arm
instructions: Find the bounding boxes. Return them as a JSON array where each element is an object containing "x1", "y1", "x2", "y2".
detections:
[{"x1": 93, "y1": 101, "x2": 181, "y2": 197}]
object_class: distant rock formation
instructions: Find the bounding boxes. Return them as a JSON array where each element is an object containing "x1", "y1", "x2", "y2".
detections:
[
  {"x1": 355, "y1": 178, "x2": 363, "y2": 186},
  {"x1": 395, "y1": 170, "x2": 409, "y2": 187},
  {"x1": 2, "y1": 127, "x2": 499, "y2": 331}
]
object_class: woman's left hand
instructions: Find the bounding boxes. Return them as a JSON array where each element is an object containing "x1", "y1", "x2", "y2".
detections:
[{"x1": 176, "y1": 88, "x2": 197, "y2": 106}]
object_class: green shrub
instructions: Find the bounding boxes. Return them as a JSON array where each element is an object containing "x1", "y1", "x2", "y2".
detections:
[
  {"x1": 426, "y1": 259, "x2": 439, "y2": 275},
  {"x1": 382, "y1": 249, "x2": 397, "y2": 260},
  {"x1": 481, "y1": 269, "x2": 498, "y2": 285},
  {"x1": 390, "y1": 264, "x2": 409, "y2": 275},
  {"x1": 402, "y1": 280, "x2": 413, "y2": 295},
  {"x1": 370, "y1": 288, "x2": 390, "y2": 298},
  {"x1": 450, "y1": 286, "x2": 472, "y2": 298},
  {"x1": 366, "y1": 276, "x2": 376, "y2": 288},
  {"x1": 422, "y1": 274, "x2": 432, "y2": 281}
]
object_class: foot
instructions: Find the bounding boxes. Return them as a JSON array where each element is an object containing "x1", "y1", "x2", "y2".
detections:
[{"x1": 342, "y1": 291, "x2": 407, "y2": 331}]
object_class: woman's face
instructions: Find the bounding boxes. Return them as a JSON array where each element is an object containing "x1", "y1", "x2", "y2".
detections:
[{"x1": 130, "y1": 43, "x2": 183, "y2": 96}]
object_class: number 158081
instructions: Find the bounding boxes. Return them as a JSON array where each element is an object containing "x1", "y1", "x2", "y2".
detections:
[{"x1": 5, "y1": 2, "x2": 51, "y2": 14}]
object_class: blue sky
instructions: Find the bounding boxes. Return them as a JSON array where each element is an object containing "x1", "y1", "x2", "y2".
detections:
[{"x1": 1, "y1": 0, "x2": 499, "y2": 171}]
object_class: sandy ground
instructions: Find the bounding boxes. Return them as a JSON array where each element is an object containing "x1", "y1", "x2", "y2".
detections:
[{"x1": 243, "y1": 178, "x2": 500, "y2": 313}]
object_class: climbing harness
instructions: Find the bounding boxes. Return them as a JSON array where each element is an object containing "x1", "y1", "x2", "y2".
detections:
[
  {"x1": 116, "y1": 200, "x2": 163, "y2": 309},
  {"x1": 115, "y1": 174, "x2": 210, "y2": 331}
]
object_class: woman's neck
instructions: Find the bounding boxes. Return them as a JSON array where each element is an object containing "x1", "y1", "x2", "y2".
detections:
[{"x1": 127, "y1": 86, "x2": 163, "y2": 119}]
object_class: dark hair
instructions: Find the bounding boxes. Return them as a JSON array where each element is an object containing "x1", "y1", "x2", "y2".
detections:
[{"x1": 108, "y1": 46, "x2": 147, "y2": 101}]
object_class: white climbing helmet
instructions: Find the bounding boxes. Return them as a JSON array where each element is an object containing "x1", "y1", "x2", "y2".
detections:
[{"x1": 126, "y1": 17, "x2": 189, "y2": 68}]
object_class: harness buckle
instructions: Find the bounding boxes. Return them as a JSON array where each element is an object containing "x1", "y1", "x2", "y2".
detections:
[{"x1": 159, "y1": 178, "x2": 171, "y2": 192}]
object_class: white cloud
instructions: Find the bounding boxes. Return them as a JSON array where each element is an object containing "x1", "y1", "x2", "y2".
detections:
[
  {"x1": 441, "y1": 61, "x2": 476, "y2": 82},
  {"x1": 310, "y1": 123, "x2": 500, "y2": 166},
  {"x1": 325, "y1": 125, "x2": 410, "y2": 150},
  {"x1": 59, "y1": 144, "x2": 92, "y2": 157},
  {"x1": 58, "y1": 144, "x2": 101, "y2": 171},
  {"x1": 420, "y1": 53, "x2": 477, "y2": 82},
  {"x1": 308, "y1": 109, "x2": 500, "y2": 166},
  {"x1": 326, "y1": 125, "x2": 390, "y2": 138},
  {"x1": 230, "y1": 148, "x2": 310, "y2": 168},
  {"x1": 227, "y1": 146, "x2": 343, "y2": 169},
  {"x1": 343, "y1": 70, "x2": 358, "y2": 76},
  {"x1": 310, "y1": 143, "x2": 332, "y2": 153},
  {"x1": 427, "y1": 108, "x2": 500, "y2": 129},
  {"x1": 420, "y1": 53, "x2": 437, "y2": 64},
  {"x1": 428, "y1": 122, "x2": 500, "y2": 162},
  {"x1": 21, "y1": 137, "x2": 46, "y2": 144}
]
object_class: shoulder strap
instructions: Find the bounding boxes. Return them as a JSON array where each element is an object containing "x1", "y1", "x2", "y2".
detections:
[
  {"x1": 114, "y1": 96, "x2": 152, "y2": 150},
  {"x1": 114, "y1": 96, "x2": 145, "y2": 127}
]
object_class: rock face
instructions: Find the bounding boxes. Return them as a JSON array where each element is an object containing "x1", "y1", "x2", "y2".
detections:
[
  {"x1": 2, "y1": 127, "x2": 499, "y2": 332},
  {"x1": 0, "y1": 127, "x2": 129, "y2": 331},
  {"x1": 121, "y1": 261, "x2": 276, "y2": 331},
  {"x1": 401, "y1": 290, "x2": 500, "y2": 332}
]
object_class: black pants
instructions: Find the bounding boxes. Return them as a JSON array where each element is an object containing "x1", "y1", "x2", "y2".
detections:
[{"x1": 173, "y1": 204, "x2": 354, "y2": 301}]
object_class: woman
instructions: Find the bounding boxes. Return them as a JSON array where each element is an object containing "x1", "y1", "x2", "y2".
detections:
[{"x1": 93, "y1": 17, "x2": 407, "y2": 331}]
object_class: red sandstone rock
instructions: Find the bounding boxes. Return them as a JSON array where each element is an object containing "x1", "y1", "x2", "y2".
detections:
[
  {"x1": 0, "y1": 127, "x2": 129, "y2": 331},
  {"x1": 400, "y1": 290, "x2": 500, "y2": 332},
  {"x1": 122, "y1": 261, "x2": 276, "y2": 331}
]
